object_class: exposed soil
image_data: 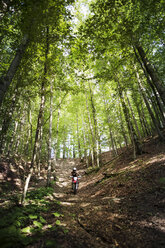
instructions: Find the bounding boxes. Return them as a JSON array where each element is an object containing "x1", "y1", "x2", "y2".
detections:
[{"x1": 0, "y1": 135, "x2": 165, "y2": 247}]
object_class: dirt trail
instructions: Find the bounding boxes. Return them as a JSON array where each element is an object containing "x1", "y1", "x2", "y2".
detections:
[
  {"x1": 52, "y1": 146, "x2": 165, "y2": 248},
  {"x1": 0, "y1": 137, "x2": 165, "y2": 248},
  {"x1": 52, "y1": 159, "x2": 111, "y2": 248}
]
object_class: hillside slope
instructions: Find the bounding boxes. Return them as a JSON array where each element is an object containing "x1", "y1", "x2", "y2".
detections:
[
  {"x1": 74, "y1": 137, "x2": 165, "y2": 247},
  {"x1": 0, "y1": 136, "x2": 165, "y2": 247}
]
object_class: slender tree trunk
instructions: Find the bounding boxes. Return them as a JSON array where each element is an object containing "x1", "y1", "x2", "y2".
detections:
[
  {"x1": 77, "y1": 113, "x2": 82, "y2": 159},
  {"x1": 0, "y1": 89, "x2": 18, "y2": 153},
  {"x1": 63, "y1": 128, "x2": 66, "y2": 159},
  {"x1": 19, "y1": 112, "x2": 26, "y2": 155},
  {"x1": 146, "y1": 79, "x2": 165, "y2": 126},
  {"x1": 118, "y1": 102, "x2": 129, "y2": 147},
  {"x1": 134, "y1": 44, "x2": 165, "y2": 106},
  {"x1": 147, "y1": 88, "x2": 164, "y2": 128},
  {"x1": 88, "y1": 82, "x2": 100, "y2": 167},
  {"x1": 125, "y1": 93, "x2": 142, "y2": 139},
  {"x1": 0, "y1": 34, "x2": 29, "y2": 106},
  {"x1": 14, "y1": 120, "x2": 23, "y2": 155},
  {"x1": 138, "y1": 90, "x2": 152, "y2": 136},
  {"x1": 73, "y1": 145, "x2": 76, "y2": 158},
  {"x1": 132, "y1": 90, "x2": 150, "y2": 137},
  {"x1": 47, "y1": 80, "x2": 53, "y2": 186},
  {"x1": 37, "y1": 125, "x2": 43, "y2": 177},
  {"x1": 134, "y1": 50, "x2": 165, "y2": 125},
  {"x1": 136, "y1": 70, "x2": 165, "y2": 140},
  {"x1": 21, "y1": 27, "x2": 49, "y2": 205},
  {"x1": 21, "y1": 85, "x2": 45, "y2": 204},
  {"x1": 102, "y1": 94, "x2": 117, "y2": 156},
  {"x1": 54, "y1": 106, "x2": 61, "y2": 166},
  {"x1": 85, "y1": 87, "x2": 95, "y2": 167},
  {"x1": 136, "y1": 102, "x2": 148, "y2": 137},
  {"x1": 7, "y1": 121, "x2": 18, "y2": 157},
  {"x1": 117, "y1": 81, "x2": 142, "y2": 157},
  {"x1": 82, "y1": 115, "x2": 89, "y2": 166},
  {"x1": 24, "y1": 108, "x2": 32, "y2": 157},
  {"x1": 82, "y1": 128, "x2": 88, "y2": 166}
]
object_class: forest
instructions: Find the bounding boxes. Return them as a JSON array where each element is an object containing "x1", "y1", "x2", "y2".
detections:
[{"x1": 0, "y1": 0, "x2": 165, "y2": 247}]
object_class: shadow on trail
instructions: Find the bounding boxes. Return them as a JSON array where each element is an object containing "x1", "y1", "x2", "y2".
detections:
[
  {"x1": 76, "y1": 159, "x2": 165, "y2": 248},
  {"x1": 0, "y1": 185, "x2": 88, "y2": 248}
]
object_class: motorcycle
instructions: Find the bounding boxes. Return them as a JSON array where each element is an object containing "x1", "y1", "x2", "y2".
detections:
[{"x1": 70, "y1": 176, "x2": 81, "y2": 194}]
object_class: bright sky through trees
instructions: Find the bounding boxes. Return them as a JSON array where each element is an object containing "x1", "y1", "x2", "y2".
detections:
[
  {"x1": 0, "y1": 0, "x2": 165, "y2": 165},
  {"x1": 69, "y1": 0, "x2": 93, "y2": 31}
]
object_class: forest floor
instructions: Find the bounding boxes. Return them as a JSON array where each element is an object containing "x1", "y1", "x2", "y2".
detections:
[{"x1": 0, "y1": 135, "x2": 165, "y2": 247}]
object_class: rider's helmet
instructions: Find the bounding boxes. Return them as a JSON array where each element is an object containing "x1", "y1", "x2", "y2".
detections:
[{"x1": 73, "y1": 167, "x2": 77, "y2": 171}]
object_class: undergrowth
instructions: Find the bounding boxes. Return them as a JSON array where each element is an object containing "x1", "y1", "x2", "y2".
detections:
[{"x1": 0, "y1": 186, "x2": 65, "y2": 248}]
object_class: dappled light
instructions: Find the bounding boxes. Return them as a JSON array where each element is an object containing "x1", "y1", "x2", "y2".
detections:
[
  {"x1": 0, "y1": 137, "x2": 165, "y2": 247},
  {"x1": 0, "y1": 0, "x2": 165, "y2": 247}
]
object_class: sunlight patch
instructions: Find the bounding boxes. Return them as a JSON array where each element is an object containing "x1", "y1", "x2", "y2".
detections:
[
  {"x1": 80, "y1": 202, "x2": 91, "y2": 207},
  {"x1": 139, "y1": 215, "x2": 165, "y2": 232},
  {"x1": 53, "y1": 193, "x2": 65, "y2": 198},
  {"x1": 91, "y1": 189, "x2": 104, "y2": 197},
  {"x1": 102, "y1": 196, "x2": 123, "y2": 203},
  {"x1": 60, "y1": 201, "x2": 75, "y2": 206},
  {"x1": 56, "y1": 182, "x2": 68, "y2": 188}
]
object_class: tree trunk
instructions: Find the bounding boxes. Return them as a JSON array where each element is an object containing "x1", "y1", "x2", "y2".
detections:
[
  {"x1": 0, "y1": 89, "x2": 19, "y2": 153},
  {"x1": 134, "y1": 49, "x2": 165, "y2": 125},
  {"x1": 136, "y1": 101, "x2": 148, "y2": 137},
  {"x1": 132, "y1": 90, "x2": 150, "y2": 137},
  {"x1": 81, "y1": 115, "x2": 89, "y2": 166},
  {"x1": 77, "y1": 113, "x2": 82, "y2": 159},
  {"x1": 7, "y1": 121, "x2": 18, "y2": 157},
  {"x1": 54, "y1": 106, "x2": 61, "y2": 165},
  {"x1": 147, "y1": 88, "x2": 164, "y2": 128},
  {"x1": 14, "y1": 119, "x2": 23, "y2": 155},
  {"x1": 73, "y1": 145, "x2": 76, "y2": 158},
  {"x1": 63, "y1": 128, "x2": 66, "y2": 159},
  {"x1": 125, "y1": 93, "x2": 142, "y2": 139},
  {"x1": 135, "y1": 44, "x2": 165, "y2": 106},
  {"x1": 37, "y1": 125, "x2": 43, "y2": 177},
  {"x1": 102, "y1": 94, "x2": 117, "y2": 156},
  {"x1": 117, "y1": 80, "x2": 142, "y2": 157},
  {"x1": 118, "y1": 102, "x2": 129, "y2": 147},
  {"x1": 24, "y1": 107, "x2": 32, "y2": 157},
  {"x1": 21, "y1": 27, "x2": 49, "y2": 205},
  {"x1": 47, "y1": 80, "x2": 53, "y2": 186},
  {"x1": 136, "y1": 70, "x2": 165, "y2": 140},
  {"x1": 88, "y1": 82, "x2": 100, "y2": 167},
  {"x1": 0, "y1": 34, "x2": 29, "y2": 106},
  {"x1": 21, "y1": 84, "x2": 45, "y2": 204},
  {"x1": 85, "y1": 86, "x2": 95, "y2": 167}
]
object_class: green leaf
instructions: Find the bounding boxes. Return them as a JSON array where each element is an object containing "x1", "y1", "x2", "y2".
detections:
[
  {"x1": 39, "y1": 216, "x2": 47, "y2": 224},
  {"x1": 29, "y1": 215, "x2": 38, "y2": 219},
  {"x1": 33, "y1": 221, "x2": 43, "y2": 228},
  {"x1": 54, "y1": 200, "x2": 61, "y2": 205},
  {"x1": 53, "y1": 212, "x2": 61, "y2": 217},
  {"x1": 55, "y1": 220, "x2": 61, "y2": 225},
  {"x1": 63, "y1": 228, "x2": 69, "y2": 234},
  {"x1": 14, "y1": 220, "x2": 21, "y2": 227},
  {"x1": 21, "y1": 226, "x2": 31, "y2": 234}
]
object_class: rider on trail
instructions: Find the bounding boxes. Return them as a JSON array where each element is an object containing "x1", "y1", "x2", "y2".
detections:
[
  {"x1": 71, "y1": 167, "x2": 79, "y2": 177},
  {"x1": 71, "y1": 167, "x2": 79, "y2": 189}
]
